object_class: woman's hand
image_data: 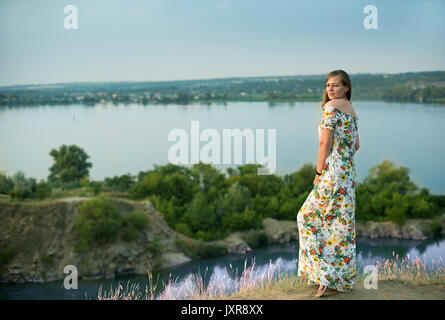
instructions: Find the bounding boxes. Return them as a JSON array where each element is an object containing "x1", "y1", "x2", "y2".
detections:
[{"x1": 313, "y1": 174, "x2": 321, "y2": 185}]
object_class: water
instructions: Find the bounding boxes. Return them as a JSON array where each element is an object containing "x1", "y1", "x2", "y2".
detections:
[
  {"x1": 0, "y1": 101, "x2": 444, "y2": 194},
  {"x1": 1, "y1": 235, "x2": 444, "y2": 300},
  {"x1": 1, "y1": 101, "x2": 445, "y2": 299}
]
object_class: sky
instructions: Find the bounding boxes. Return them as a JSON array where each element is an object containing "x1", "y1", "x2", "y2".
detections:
[{"x1": 0, "y1": 0, "x2": 444, "y2": 86}]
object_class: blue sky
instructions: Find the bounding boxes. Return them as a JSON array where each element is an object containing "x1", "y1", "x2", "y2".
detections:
[{"x1": 0, "y1": 0, "x2": 444, "y2": 85}]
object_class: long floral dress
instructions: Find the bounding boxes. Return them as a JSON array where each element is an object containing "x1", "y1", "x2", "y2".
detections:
[{"x1": 297, "y1": 103, "x2": 359, "y2": 291}]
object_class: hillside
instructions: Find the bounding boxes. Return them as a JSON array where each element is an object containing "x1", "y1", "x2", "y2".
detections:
[
  {"x1": 1, "y1": 71, "x2": 444, "y2": 106},
  {"x1": 1, "y1": 196, "x2": 444, "y2": 284},
  {"x1": 0, "y1": 197, "x2": 227, "y2": 283}
]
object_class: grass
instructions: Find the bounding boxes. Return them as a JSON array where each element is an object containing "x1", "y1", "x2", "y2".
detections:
[
  {"x1": 375, "y1": 251, "x2": 445, "y2": 286},
  {"x1": 95, "y1": 251, "x2": 445, "y2": 300}
]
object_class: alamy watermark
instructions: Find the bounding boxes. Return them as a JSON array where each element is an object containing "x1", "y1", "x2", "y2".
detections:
[
  {"x1": 168, "y1": 120, "x2": 276, "y2": 175},
  {"x1": 363, "y1": 5, "x2": 378, "y2": 30},
  {"x1": 63, "y1": 4, "x2": 378, "y2": 31},
  {"x1": 63, "y1": 265, "x2": 78, "y2": 290},
  {"x1": 364, "y1": 264, "x2": 379, "y2": 289},
  {"x1": 64, "y1": 5, "x2": 78, "y2": 30}
]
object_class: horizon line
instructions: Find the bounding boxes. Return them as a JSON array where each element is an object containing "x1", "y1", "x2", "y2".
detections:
[{"x1": 1, "y1": 70, "x2": 444, "y2": 89}]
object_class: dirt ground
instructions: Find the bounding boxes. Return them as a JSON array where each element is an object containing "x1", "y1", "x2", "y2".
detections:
[{"x1": 224, "y1": 280, "x2": 445, "y2": 300}]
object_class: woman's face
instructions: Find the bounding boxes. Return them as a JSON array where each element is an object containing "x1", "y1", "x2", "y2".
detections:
[{"x1": 326, "y1": 75, "x2": 348, "y2": 100}]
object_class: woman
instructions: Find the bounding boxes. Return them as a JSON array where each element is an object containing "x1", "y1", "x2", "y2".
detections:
[{"x1": 296, "y1": 70, "x2": 360, "y2": 298}]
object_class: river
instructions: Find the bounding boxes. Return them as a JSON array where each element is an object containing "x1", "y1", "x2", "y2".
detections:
[{"x1": 0, "y1": 101, "x2": 444, "y2": 193}]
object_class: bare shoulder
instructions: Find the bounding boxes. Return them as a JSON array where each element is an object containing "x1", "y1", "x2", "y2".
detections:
[
  {"x1": 326, "y1": 99, "x2": 351, "y2": 108},
  {"x1": 327, "y1": 99, "x2": 357, "y2": 116}
]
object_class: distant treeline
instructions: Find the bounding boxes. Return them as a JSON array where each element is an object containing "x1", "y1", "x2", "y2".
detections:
[
  {"x1": 1, "y1": 71, "x2": 444, "y2": 106},
  {"x1": 1, "y1": 144, "x2": 445, "y2": 242},
  {"x1": 382, "y1": 85, "x2": 445, "y2": 103}
]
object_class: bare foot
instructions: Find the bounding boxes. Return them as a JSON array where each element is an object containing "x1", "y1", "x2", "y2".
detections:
[{"x1": 315, "y1": 285, "x2": 328, "y2": 297}]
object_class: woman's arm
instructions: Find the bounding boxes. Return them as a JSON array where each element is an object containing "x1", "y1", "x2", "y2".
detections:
[
  {"x1": 354, "y1": 134, "x2": 360, "y2": 152},
  {"x1": 314, "y1": 129, "x2": 334, "y2": 184}
]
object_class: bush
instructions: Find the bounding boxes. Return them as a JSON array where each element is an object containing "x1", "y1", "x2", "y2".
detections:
[
  {"x1": 425, "y1": 217, "x2": 444, "y2": 237},
  {"x1": 53, "y1": 181, "x2": 82, "y2": 191},
  {"x1": 80, "y1": 176, "x2": 102, "y2": 196},
  {"x1": 222, "y1": 208, "x2": 258, "y2": 233},
  {"x1": 121, "y1": 210, "x2": 149, "y2": 241},
  {"x1": 8, "y1": 171, "x2": 36, "y2": 200},
  {"x1": 0, "y1": 173, "x2": 14, "y2": 194},
  {"x1": 35, "y1": 180, "x2": 52, "y2": 199},
  {"x1": 73, "y1": 197, "x2": 150, "y2": 249},
  {"x1": 194, "y1": 230, "x2": 216, "y2": 241},
  {"x1": 197, "y1": 242, "x2": 227, "y2": 258},
  {"x1": 126, "y1": 210, "x2": 149, "y2": 230},
  {"x1": 73, "y1": 197, "x2": 123, "y2": 251},
  {"x1": 175, "y1": 223, "x2": 194, "y2": 237},
  {"x1": 241, "y1": 230, "x2": 268, "y2": 248},
  {"x1": 91, "y1": 181, "x2": 102, "y2": 196},
  {"x1": 175, "y1": 238, "x2": 226, "y2": 259}
]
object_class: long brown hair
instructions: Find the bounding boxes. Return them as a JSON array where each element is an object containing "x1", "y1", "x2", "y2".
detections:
[{"x1": 322, "y1": 70, "x2": 352, "y2": 109}]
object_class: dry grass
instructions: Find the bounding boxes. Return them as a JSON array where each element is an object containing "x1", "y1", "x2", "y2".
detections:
[
  {"x1": 96, "y1": 251, "x2": 445, "y2": 300},
  {"x1": 375, "y1": 251, "x2": 445, "y2": 286}
]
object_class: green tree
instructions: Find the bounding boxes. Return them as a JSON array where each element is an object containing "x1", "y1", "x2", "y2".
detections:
[
  {"x1": 48, "y1": 144, "x2": 92, "y2": 185},
  {"x1": 355, "y1": 160, "x2": 442, "y2": 222},
  {"x1": 183, "y1": 191, "x2": 216, "y2": 236},
  {"x1": 364, "y1": 160, "x2": 418, "y2": 195},
  {"x1": 163, "y1": 172, "x2": 195, "y2": 205},
  {"x1": 191, "y1": 162, "x2": 227, "y2": 202},
  {"x1": 251, "y1": 195, "x2": 280, "y2": 219},
  {"x1": 104, "y1": 173, "x2": 135, "y2": 191},
  {"x1": 129, "y1": 171, "x2": 163, "y2": 199},
  {"x1": 216, "y1": 181, "x2": 250, "y2": 217},
  {"x1": 239, "y1": 172, "x2": 284, "y2": 198},
  {"x1": 284, "y1": 163, "x2": 315, "y2": 196}
]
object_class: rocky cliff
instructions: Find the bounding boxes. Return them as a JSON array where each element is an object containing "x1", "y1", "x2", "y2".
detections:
[
  {"x1": 0, "y1": 198, "x2": 227, "y2": 284},
  {"x1": 1, "y1": 197, "x2": 444, "y2": 284},
  {"x1": 260, "y1": 215, "x2": 445, "y2": 243}
]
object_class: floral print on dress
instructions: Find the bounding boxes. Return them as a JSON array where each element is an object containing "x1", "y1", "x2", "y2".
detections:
[{"x1": 297, "y1": 103, "x2": 359, "y2": 291}]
